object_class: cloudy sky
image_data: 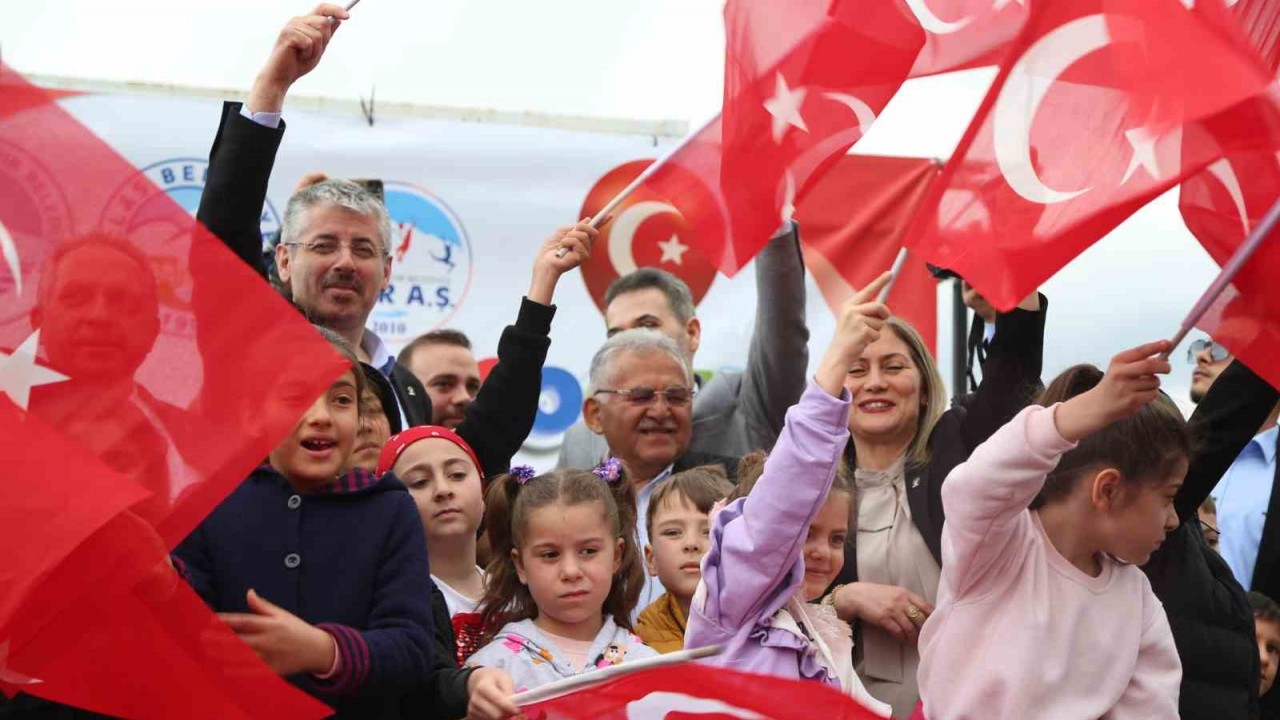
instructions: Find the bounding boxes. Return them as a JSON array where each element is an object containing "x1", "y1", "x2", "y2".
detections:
[{"x1": 4, "y1": 0, "x2": 1223, "y2": 410}]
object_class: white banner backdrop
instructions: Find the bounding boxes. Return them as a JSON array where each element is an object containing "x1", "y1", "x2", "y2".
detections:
[{"x1": 60, "y1": 91, "x2": 854, "y2": 469}]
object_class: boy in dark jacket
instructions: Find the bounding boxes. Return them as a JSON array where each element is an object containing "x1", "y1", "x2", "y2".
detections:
[{"x1": 176, "y1": 328, "x2": 434, "y2": 719}]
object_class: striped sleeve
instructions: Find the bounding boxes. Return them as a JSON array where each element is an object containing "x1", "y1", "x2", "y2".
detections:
[{"x1": 312, "y1": 623, "x2": 371, "y2": 695}]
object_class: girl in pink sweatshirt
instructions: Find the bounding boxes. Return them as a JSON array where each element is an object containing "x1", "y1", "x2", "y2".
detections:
[{"x1": 917, "y1": 341, "x2": 1186, "y2": 719}]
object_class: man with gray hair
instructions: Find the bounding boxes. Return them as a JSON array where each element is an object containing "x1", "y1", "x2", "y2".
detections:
[
  {"x1": 558, "y1": 224, "x2": 810, "y2": 469},
  {"x1": 195, "y1": 5, "x2": 594, "y2": 480},
  {"x1": 582, "y1": 328, "x2": 737, "y2": 610}
]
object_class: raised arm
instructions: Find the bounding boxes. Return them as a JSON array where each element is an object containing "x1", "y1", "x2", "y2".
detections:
[
  {"x1": 735, "y1": 222, "x2": 810, "y2": 450},
  {"x1": 195, "y1": 4, "x2": 349, "y2": 273},
  {"x1": 1176, "y1": 358, "x2": 1280, "y2": 520},
  {"x1": 454, "y1": 223, "x2": 597, "y2": 476},
  {"x1": 959, "y1": 290, "x2": 1047, "y2": 452},
  {"x1": 690, "y1": 273, "x2": 887, "y2": 633}
]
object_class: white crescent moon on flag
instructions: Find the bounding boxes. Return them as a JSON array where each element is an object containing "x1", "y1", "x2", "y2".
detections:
[
  {"x1": 625, "y1": 692, "x2": 769, "y2": 720},
  {"x1": 822, "y1": 92, "x2": 878, "y2": 134},
  {"x1": 0, "y1": 220, "x2": 21, "y2": 297},
  {"x1": 1205, "y1": 157, "x2": 1251, "y2": 234},
  {"x1": 608, "y1": 201, "x2": 680, "y2": 276},
  {"x1": 903, "y1": 0, "x2": 975, "y2": 34},
  {"x1": 993, "y1": 14, "x2": 1113, "y2": 205}
]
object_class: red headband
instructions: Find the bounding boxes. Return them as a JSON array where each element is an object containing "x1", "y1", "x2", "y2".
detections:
[{"x1": 376, "y1": 425, "x2": 485, "y2": 478}]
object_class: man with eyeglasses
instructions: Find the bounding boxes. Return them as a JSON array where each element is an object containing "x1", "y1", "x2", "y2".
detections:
[
  {"x1": 581, "y1": 329, "x2": 737, "y2": 610},
  {"x1": 194, "y1": 5, "x2": 589, "y2": 479}
]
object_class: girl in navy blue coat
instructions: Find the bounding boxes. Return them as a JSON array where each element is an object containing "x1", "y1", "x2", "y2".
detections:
[{"x1": 175, "y1": 327, "x2": 434, "y2": 719}]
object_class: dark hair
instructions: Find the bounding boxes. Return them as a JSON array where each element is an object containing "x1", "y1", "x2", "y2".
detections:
[
  {"x1": 604, "y1": 267, "x2": 695, "y2": 323},
  {"x1": 478, "y1": 469, "x2": 644, "y2": 642},
  {"x1": 359, "y1": 362, "x2": 401, "y2": 435},
  {"x1": 728, "y1": 450, "x2": 854, "y2": 504},
  {"x1": 1031, "y1": 365, "x2": 1190, "y2": 509},
  {"x1": 1252, "y1": 592, "x2": 1280, "y2": 625},
  {"x1": 397, "y1": 329, "x2": 473, "y2": 367},
  {"x1": 645, "y1": 465, "x2": 733, "y2": 540},
  {"x1": 314, "y1": 325, "x2": 365, "y2": 409}
]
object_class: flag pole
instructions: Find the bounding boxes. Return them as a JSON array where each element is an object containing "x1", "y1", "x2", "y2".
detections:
[
  {"x1": 556, "y1": 113, "x2": 718, "y2": 258},
  {"x1": 344, "y1": 0, "x2": 362, "y2": 10},
  {"x1": 511, "y1": 645, "x2": 723, "y2": 707},
  {"x1": 877, "y1": 247, "x2": 910, "y2": 303},
  {"x1": 1165, "y1": 194, "x2": 1280, "y2": 354}
]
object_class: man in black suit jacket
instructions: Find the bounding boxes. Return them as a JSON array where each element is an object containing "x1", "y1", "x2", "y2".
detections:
[{"x1": 195, "y1": 5, "x2": 592, "y2": 478}]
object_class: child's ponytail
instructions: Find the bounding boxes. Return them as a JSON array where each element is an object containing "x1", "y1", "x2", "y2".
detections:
[
  {"x1": 478, "y1": 469, "x2": 528, "y2": 642},
  {"x1": 1032, "y1": 363, "x2": 1192, "y2": 509}
]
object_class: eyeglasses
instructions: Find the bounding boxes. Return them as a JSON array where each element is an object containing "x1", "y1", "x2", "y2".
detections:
[
  {"x1": 283, "y1": 239, "x2": 385, "y2": 261},
  {"x1": 593, "y1": 386, "x2": 693, "y2": 407},
  {"x1": 1186, "y1": 338, "x2": 1231, "y2": 364},
  {"x1": 1200, "y1": 517, "x2": 1220, "y2": 543}
]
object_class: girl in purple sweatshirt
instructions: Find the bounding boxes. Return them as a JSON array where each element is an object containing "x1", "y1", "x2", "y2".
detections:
[
  {"x1": 917, "y1": 341, "x2": 1186, "y2": 719},
  {"x1": 685, "y1": 273, "x2": 895, "y2": 717}
]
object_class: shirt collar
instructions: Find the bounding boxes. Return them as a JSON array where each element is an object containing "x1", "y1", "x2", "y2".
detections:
[
  {"x1": 362, "y1": 328, "x2": 397, "y2": 377},
  {"x1": 1252, "y1": 425, "x2": 1279, "y2": 465}
]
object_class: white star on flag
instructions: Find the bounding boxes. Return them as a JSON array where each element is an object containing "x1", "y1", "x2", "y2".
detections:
[
  {"x1": 657, "y1": 235, "x2": 690, "y2": 266},
  {"x1": 0, "y1": 329, "x2": 70, "y2": 410},
  {"x1": 1120, "y1": 127, "x2": 1165, "y2": 185},
  {"x1": 764, "y1": 72, "x2": 809, "y2": 143}
]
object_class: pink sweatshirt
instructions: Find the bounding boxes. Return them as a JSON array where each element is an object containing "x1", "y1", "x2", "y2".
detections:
[{"x1": 917, "y1": 405, "x2": 1181, "y2": 720}]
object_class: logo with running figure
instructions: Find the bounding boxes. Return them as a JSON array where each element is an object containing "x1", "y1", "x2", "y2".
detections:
[{"x1": 371, "y1": 181, "x2": 474, "y2": 348}]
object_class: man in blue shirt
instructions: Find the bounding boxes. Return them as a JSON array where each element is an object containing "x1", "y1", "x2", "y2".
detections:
[{"x1": 1194, "y1": 337, "x2": 1280, "y2": 590}]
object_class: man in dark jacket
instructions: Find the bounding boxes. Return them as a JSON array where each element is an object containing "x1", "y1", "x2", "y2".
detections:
[
  {"x1": 1142, "y1": 357, "x2": 1275, "y2": 720},
  {"x1": 195, "y1": 4, "x2": 586, "y2": 478}
]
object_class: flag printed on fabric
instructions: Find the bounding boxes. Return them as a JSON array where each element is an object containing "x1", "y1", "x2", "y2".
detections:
[
  {"x1": 904, "y1": 0, "x2": 1278, "y2": 311},
  {"x1": 796, "y1": 154, "x2": 942, "y2": 353},
  {"x1": 905, "y1": 0, "x2": 1031, "y2": 77},
  {"x1": 521, "y1": 663, "x2": 885, "y2": 720},
  {"x1": 1178, "y1": 0, "x2": 1280, "y2": 388},
  {"x1": 0, "y1": 65, "x2": 342, "y2": 717},
  {"x1": 642, "y1": 0, "x2": 925, "y2": 276}
]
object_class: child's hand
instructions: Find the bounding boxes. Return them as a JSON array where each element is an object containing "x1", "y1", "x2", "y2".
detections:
[
  {"x1": 815, "y1": 271, "x2": 893, "y2": 396},
  {"x1": 1055, "y1": 340, "x2": 1172, "y2": 442},
  {"x1": 527, "y1": 220, "x2": 603, "y2": 305},
  {"x1": 466, "y1": 667, "x2": 520, "y2": 720},
  {"x1": 216, "y1": 589, "x2": 336, "y2": 676}
]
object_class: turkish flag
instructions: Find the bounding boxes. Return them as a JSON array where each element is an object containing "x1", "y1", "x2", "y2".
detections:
[
  {"x1": 642, "y1": 0, "x2": 924, "y2": 276},
  {"x1": 906, "y1": 0, "x2": 1031, "y2": 77},
  {"x1": 904, "y1": 0, "x2": 1277, "y2": 311},
  {"x1": 0, "y1": 65, "x2": 341, "y2": 716},
  {"x1": 1178, "y1": 1, "x2": 1280, "y2": 388},
  {"x1": 795, "y1": 154, "x2": 942, "y2": 354},
  {"x1": 522, "y1": 663, "x2": 884, "y2": 720}
]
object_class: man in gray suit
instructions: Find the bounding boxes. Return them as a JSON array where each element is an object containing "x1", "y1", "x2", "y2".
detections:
[{"x1": 557, "y1": 223, "x2": 810, "y2": 469}]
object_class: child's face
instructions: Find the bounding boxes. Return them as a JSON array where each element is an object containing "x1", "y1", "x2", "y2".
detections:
[
  {"x1": 515, "y1": 501, "x2": 623, "y2": 634},
  {"x1": 346, "y1": 386, "x2": 390, "y2": 472},
  {"x1": 644, "y1": 494, "x2": 711, "y2": 604},
  {"x1": 1102, "y1": 466, "x2": 1185, "y2": 565},
  {"x1": 268, "y1": 369, "x2": 360, "y2": 490},
  {"x1": 1258, "y1": 617, "x2": 1280, "y2": 696},
  {"x1": 802, "y1": 491, "x2": 850, "y2": 601},
  {"x1": 397, "y1": 438, "x2": 484, "y2": 544}
]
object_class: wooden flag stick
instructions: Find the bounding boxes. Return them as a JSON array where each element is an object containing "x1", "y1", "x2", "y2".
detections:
[
  {"x1": 877, "y1": 247, "x2": 910, "y2": 303},
  {"x1": 344, "y1": 0, "x2": 362, "y2": 11},
  {"x1": 511, "y1": 644, "x2": 723, "y2": 707},
  {"x1": 1166, "y1": 194, "x2": 1280, "y2": 354},
  {"x1": 556, "y1": 113, "x2": 718, "y2": 258}
]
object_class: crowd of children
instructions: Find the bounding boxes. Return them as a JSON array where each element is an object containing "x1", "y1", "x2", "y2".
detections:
[{"x1": 151, "y1": 270, "x2": 1280, "y2": 720}]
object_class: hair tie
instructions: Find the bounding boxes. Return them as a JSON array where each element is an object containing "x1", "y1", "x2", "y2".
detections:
[
  {"x1": 593, "y1": 457, "x2": 622, "y2": 484},
  {"x1": 510, "y1": 465, "x2": 536, "y2": 485}
]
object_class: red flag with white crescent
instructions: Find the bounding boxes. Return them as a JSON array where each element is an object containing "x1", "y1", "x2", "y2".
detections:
[
  {"x1": 0, "y1": 64, "x2": 339, "y2": 717},
  {"x1": 904, "y1": 0, "x2": 1031, "y2": 77},
  {"x1": 904, "y1": 0, "x2": 1278, "y2": 311},
  {"x1": 639, "y1": 0, "x2": 925, "y2": 276}
]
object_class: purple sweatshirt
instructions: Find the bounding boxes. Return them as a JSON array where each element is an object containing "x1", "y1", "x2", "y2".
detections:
[{"x1": 685, "y1": 383, "x2": 888, "y2": 714}]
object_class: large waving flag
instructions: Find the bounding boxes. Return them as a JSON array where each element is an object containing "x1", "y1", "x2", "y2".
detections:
[
  {"x1": 1178, "y1": 0, "x2": 1280, "y2": 388},
  {"x1": 640, "y1": 0, "x2": 925, "y2": 275},
  {"x1": 904, "y1": 0, "x2": 1278, "y2": 311},
  {"x1": 0, "y1": 65, "x2": 340, "y2": 718}
]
